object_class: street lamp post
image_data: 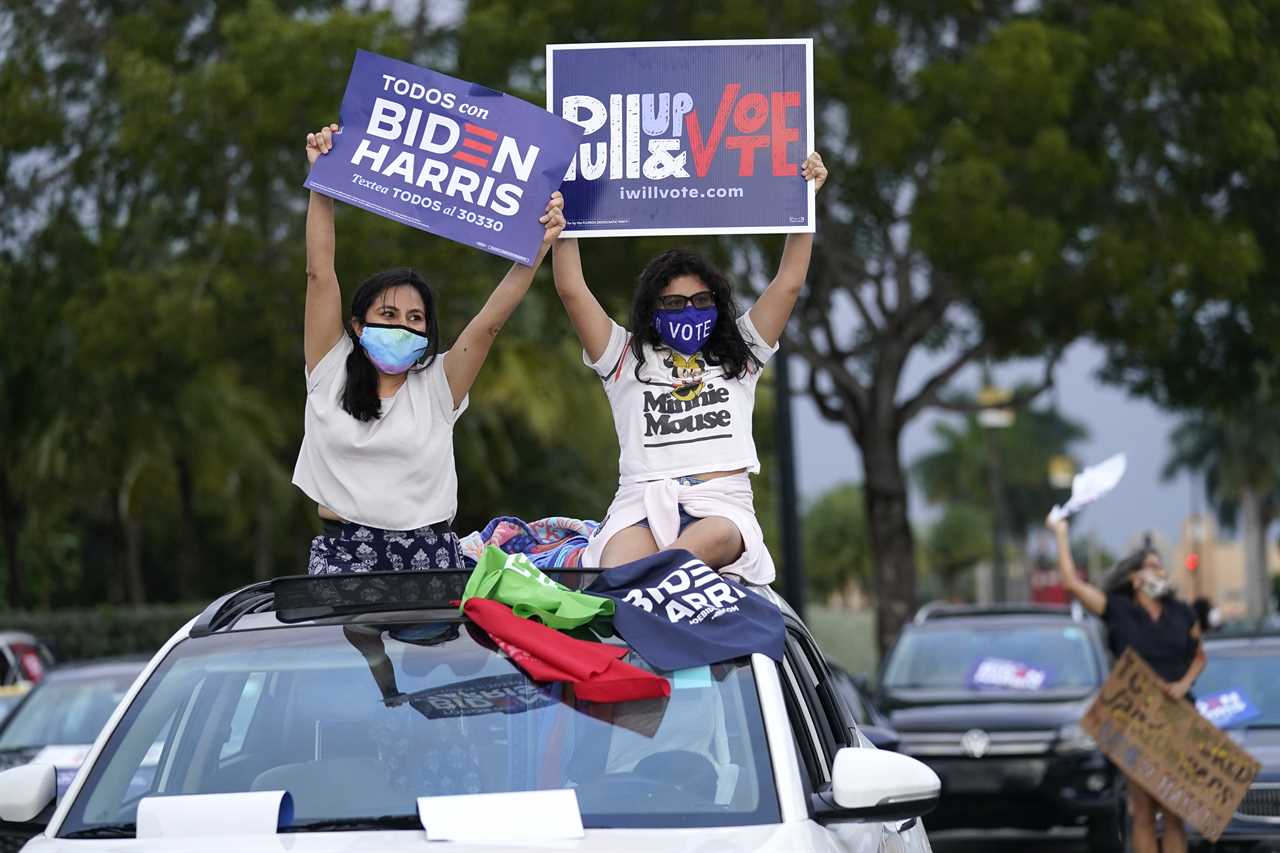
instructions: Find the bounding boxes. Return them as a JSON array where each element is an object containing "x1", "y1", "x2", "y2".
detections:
[
  {"x1": 978, "y1": 383, "x2": 1014, "y2": 603},
  {"x1": 775, "y1": 343, "x2": 804, "y2": 620}
]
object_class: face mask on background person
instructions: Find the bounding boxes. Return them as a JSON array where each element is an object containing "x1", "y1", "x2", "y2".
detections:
[
  {"x1": 1138, "y1": 570, "x2": 1173, "y2": 599},
  {"x1": 358, "y1": 324, "x2": 429, "y2": 374}
]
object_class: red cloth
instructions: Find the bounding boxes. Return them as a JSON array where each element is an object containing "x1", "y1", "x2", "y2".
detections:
[{"x1": 463, "y1": 598, "x2": 670, "y2": 704}]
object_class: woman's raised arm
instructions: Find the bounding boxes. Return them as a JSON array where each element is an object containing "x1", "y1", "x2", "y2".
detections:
[
  {"x1": 304, "y1": 123, "x2": 345, "y2": 373},
  {"x1": 551, "y1": 238, "x2": 614, "y2": 364},
  {"x1": 442, "y1": 193, "x2": 566, "y2": 408},
  {"x1": 747, "y1": 152, "x2": 826, "y2": 346},
  {"x1": 1048, "y1": 515, "x2": 1107, "y2": 615}
]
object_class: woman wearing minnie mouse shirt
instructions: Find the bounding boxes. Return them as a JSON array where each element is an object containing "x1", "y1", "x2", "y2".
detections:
[
  {"x1": 552, "y1": 152, "x2": 827, "y2": 583},
  {"x1": 294, "y1": 123, "x2": 565, "y2": 573}
]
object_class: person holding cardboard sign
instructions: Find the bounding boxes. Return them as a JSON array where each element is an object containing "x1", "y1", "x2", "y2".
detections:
[
  {"x1": 1049, "y1": 515, "x2": 1207, "y2": 853},
  {"x1": 294, "y1": 123, "x2": 566, "y2": 574},
  {"x1": 552, "y1": 153, "x2": 826, "y2": 584}
]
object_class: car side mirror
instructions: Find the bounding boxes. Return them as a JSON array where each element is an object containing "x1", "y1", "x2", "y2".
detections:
[
  {"x1": 813, "y1": 748, "x2": 940, "y2": 824},
  {"x1": 0, "y1": 763, "x2": 55, "y2": 828}
]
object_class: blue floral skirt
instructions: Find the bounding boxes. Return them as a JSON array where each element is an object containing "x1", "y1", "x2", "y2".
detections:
[{"x1": 307, "y1": 520, "x2": 465, "y2": 575}]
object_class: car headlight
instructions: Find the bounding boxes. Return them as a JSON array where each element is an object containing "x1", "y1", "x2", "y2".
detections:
[{"x1": 1055, "y1": 722, "x2": 1097, "y2": 754}]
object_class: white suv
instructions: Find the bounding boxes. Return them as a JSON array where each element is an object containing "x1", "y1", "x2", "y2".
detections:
[{"x1": 0, "y1": 571, "x2": 937, "y2": 852}]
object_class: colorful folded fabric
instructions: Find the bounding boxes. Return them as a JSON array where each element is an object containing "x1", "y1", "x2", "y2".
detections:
[
  {"x1": 463, "y1": 598, "x2": 670, "y2": 704},
  {"x1": 587, "y1": 549, "x2": 786, "y2": 670},
  {"x1": 462, "y1": 546, "x2": 613, "y2": 630},
  {"x1": 459, "y1": 516, "x2": 598, "y2": 568}
]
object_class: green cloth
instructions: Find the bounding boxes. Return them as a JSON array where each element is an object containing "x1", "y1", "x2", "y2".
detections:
[{"x1": 461, "y1": 546, "x2": 614, "y2": 629}]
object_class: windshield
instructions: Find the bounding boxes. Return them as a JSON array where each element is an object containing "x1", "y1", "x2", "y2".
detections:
[
  {"x1": 0, "y1": 668, "x2": 142, "y2": 749},
  {"x1": 882, "y1": 623, "x2": 1101, "y2": 691},
  {"x1": 60, "y1": 621, "x2": 777, "y2": 835},
  {"x1": 1194, "y1": 645, "x2": 1280, "y2": 728}
]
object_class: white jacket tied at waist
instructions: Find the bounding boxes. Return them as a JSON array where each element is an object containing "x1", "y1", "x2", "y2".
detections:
[{"x1": 583, "y1": 472, "x2": 775, "y2": 585}]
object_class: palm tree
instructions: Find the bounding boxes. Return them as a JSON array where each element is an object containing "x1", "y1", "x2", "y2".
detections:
[
  {"x1": 914, "y1": 402, "x2": 1088, "y2": 544},
  {"x1": 1164, "y1": 408, "x2": 1280, "y2": 621}
]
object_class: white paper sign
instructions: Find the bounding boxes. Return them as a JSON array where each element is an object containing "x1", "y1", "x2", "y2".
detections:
[
  {"x1": 1049, "y1": 453, "x2": 1127, "y2": 523},
  {"x1": 418, "y1": 788, "x2": 584, "y2": 842},
  {"x1": 136, "y1": 791, "x2": 292, "y2": 839}
]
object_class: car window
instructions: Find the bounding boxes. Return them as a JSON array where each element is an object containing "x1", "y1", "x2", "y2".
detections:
[
  {"x1": 61, "y1": 622, "x2": 780, "y2": 835},
  {"x1": 788, "y1": 630, "x2": 854, "y2": 752},
  {"x1": 1195, "y1": 645, "x2": 1280, "y2": 727},
  {"x1": 779, "y1": 627, "x2": 858, "y2": 794},
  {"x1": 780, "y1": 655, "x2": 828, "y2": 790},
  {"x1": 0, "y1": 669, "x2": 142, "y2": 748},
  {"x1": 219, "y1": 672, "x2": 268, "y2": 760},
  {"x1": 881, "y1": 623, "x2": 1101, "y2": 691}
]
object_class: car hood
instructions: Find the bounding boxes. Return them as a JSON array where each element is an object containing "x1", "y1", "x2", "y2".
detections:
[
  {"x1": 1229, "y1": 727, "x2": 1280, "y2": 782},
  {"x1": 0, "y1": 746, "x2": 43, "y2": 772},
  {"x1": 26, "y1": 823, "x2": 851, "y2": 852},
  {"x1": 885, "y1": 691, "x2": 1094, "y2": 732}
]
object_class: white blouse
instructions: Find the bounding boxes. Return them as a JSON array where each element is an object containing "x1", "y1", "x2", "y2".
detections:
[{"x1": 292, "y1": 335, "x2": 467, "y2": 531}]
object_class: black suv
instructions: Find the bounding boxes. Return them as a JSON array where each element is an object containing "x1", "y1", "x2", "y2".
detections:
[{"x1": 876, "y1": 603, "x2": 1124, "y2": 850}]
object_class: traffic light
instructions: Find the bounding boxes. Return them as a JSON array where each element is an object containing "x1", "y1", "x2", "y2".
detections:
[{"x1": 1186, "y1": 552, "x2": 1200, "y2": 573}]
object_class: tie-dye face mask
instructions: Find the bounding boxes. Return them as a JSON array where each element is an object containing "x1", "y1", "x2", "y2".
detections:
[{"x1": 358, "y1": 323, "x2": 429, "y2": 374}]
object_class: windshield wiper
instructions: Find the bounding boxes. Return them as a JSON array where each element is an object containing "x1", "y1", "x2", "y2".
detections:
[
  {"x1": 62, "y1": 823, "x2": 136, "y2": 838},
  {"x1": 283, "y1": 815, "x2": 421, "y2": 833}
]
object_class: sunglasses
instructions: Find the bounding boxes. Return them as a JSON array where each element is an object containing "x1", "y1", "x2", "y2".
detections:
[{"x1": 656, "y1": 291, "x2": 715, "y2": 311}]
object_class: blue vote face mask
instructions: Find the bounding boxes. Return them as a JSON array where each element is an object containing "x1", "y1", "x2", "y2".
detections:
[
  {"x1": 358, "y1": 323, "x2": 429, "y2": 374},
  {"x1": 653, "y1": 305, "x2": 718, "y2": 355}
]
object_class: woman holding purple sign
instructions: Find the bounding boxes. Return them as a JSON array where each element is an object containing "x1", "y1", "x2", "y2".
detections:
[
  {"x1": 551, "y1": 153, "x2": 826, "y2": 584},
  {"x1": 294, "y1": 123, "x2": 566, "y2": 574},
  {"x1": 1049, "y1": 515, "x2": 1206, "y2": 853}
]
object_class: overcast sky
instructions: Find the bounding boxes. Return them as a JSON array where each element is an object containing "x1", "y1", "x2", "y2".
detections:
[{"x1": 789, "y1": 340, "x2": 1198, "y2": 556}]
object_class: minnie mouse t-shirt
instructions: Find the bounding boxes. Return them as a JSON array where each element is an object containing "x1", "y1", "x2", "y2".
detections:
[{"x1": 585, "y1": 313, "x2": 776, "y2": 485}]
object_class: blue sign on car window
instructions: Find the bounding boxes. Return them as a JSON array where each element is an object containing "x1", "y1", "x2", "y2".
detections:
[
  {"x1": 1196, "y1": 690, "x2": 1262, "y2": 729},
  {"x1": 967, "y1": 657, "x2": 1051, "y2": 691}
]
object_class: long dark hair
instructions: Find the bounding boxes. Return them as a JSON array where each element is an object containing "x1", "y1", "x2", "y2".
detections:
[
  {"x1": 627, "y1": 249, "x2": 762, "y2": 380},
  {"x1": 1103, "y1": 547, "x2": 1160, "y2": 597},
  {"x1": 341, "y1": 267, "x2": 440, "y2": 422}
]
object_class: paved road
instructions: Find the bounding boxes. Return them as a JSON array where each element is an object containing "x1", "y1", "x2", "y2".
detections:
[{"x1": 929, "y1": 828, "x2": 1087, "y2": 852}]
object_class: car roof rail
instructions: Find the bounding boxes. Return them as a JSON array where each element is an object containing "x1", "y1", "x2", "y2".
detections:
[
  {"x1": 189, "y1": 568, "x2": 604, "y2": 637},
  {"x1": 913, "y1": 601, "x2": 944, "y2": 624},
  {"x1": 913, "y1": 602, "x2": 1074, "y2": 624},
  {"x1": 189, "y1": 582, "x2": 276, "y2": 638}
]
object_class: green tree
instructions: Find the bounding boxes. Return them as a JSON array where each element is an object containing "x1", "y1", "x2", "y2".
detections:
[
  {"x1": 1081, "y1": 2, "x2": 1280, "y2": 415},
  {"x1": 924, "y1": 502, "x2": 992, "y2": 602},
  {"x1": 801, "y1": 484, "x2": 872, "y2": 605},
  {"x1": 914, "y1": 400, "x2": 1087, "y2": 545},
  {"x1": 793, "y1": 0, "x2": 1273, "y2": 652},
  {"x1": 0, "y1": 0, "x2": 624, "y2": 605},
  {"x1": 1077, "y1": 2, "x2": 1280, "y2": 618}
]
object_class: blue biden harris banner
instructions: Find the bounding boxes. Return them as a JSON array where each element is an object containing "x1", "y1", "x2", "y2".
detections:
[
  {"x1": 305, "y1": 50, "x2": 582, "y2": 265},
  {"x1": 547, "y1": 39, "x2": 814, "y2": 238}
]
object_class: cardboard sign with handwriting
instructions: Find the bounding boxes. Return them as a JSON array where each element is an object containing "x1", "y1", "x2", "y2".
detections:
[{"x1": 1082, "y1": 649, "x2": 1259, "y2": 841}]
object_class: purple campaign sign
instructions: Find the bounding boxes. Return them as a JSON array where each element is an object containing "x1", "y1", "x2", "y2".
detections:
[
  {"x1": 305, "y1": 50, "x2": 582, "y2": 265},
  {"x1": 547, "y1": 39, "x2": 814, "y2": 237}
]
